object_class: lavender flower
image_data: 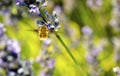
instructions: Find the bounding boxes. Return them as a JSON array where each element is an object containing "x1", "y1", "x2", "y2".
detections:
[
  {"x1": 16, "y1": 0, "x2": 35, "y2": 6},
  {"x1": 110, "y1": 0, "x2": 120, "y2": 30},
  {"x1": 86, "y1": 0, "x2": 103, "y2": 9},
  {"x1": 54, "y1": 6, "x2": 62, "y2": 16},
  {"x1": 0, "y1": 4, "x2": 23, "y2": 26},
  {"x1": 6, "y1": 39, "x2": 21, "y2": 54},
  {"x1": 40, "y1": 70, "x2": 47, "y2": 76},
  {"x1": 47, "y1": 59, "x2": 55, "y2": 69},
  {"x1": 109, "y1": 19, "x2": 118, "y2": 27},
  {"x1": 36, "y1": 39, "x2": 55, "y2": 76},
  {"x1": 16, "y1": 0, "x2": 25, "y2": 6},
  {"x1": 54, "y1": 6, "x2": 62, "y2": 15},
  {"x1": 16, "y1": 0, "x2": 60, "y2": 32},
  {"x1": 43, "y1": 38, "x2": 51, "y2": 46},
  {"x1": 0, "y1": 23, "x2": 34, "y2": 76},
  {"x1": 81, "y1": 26, "x2": 93, "y2": 35},
  {"x1": 0, "y1": 23, "x2": 6, "y2": 38},
  {"x1": 86, "y1": 47, "x2": 102, "y2": 64},
  {"x1": 29, "y1": 4, "x2": 40, "y2": 15}
]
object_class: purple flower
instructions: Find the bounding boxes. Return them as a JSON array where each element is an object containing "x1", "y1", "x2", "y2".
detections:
[
  {"x1": 82, "y1": 26, "x2": 92, "y2": 35},
  {"x1": 86, "y1": 54, "x2": 95, "y2": 64},
  {"x1": 0, "y1": 59, "x2": 3, "y2": 65},
  {"x1": 54, "y1": 6, "x2": 62, "y2": 15},
  {"x1": 29, "y1": 4, "x2": 40, "y2": 15},
  {"x1": 91, "y1": 47, "x2": 102, "y2": 56},
  {"x1": 43, "y1": 39, "x2": 51, "y2": 46},
  {"x1": 6, "y1": 39, "x2": 21, "y2": 54},
  {"x1": 86, "y1": 0, "x2": 102, "y2": 8},
  {"x1": 8, "y1": 71, "x2": 16, "y2": 76},
  {"x1": 47, "y1": 59, "x2": 55, "y2": 69},
  {"x1": 87, "y1": 0, "x2": 93, "y2": 7},
  {"x1": 40, "y1": 70, "x2": 47, "y2": 76},
  {"x1": 16, "y1": 0, "x2": 35, "y2": 6},
  {"x1": 41, "y1": 22, "x2": 55, "y2": 31},
  {"x1": 16, "y1": 0, "x2": 25, "y2": 6},
  {"x1": 2, "y1": 8, "x2": 9, "y2": 15}
]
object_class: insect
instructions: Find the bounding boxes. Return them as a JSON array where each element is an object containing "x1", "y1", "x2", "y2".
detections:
[
  {"x1": 29, "y1": 25, "x2": 55, "y2": 40},
  {"x1": 29, "y1": 23, "x2": 61, "y2": 40},
  {"x1": 38, "y1": 25, "x2": 49, "y2": 40}
]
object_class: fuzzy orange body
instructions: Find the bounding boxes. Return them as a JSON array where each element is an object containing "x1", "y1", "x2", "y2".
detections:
[{"x1": 38, "y1": 25, "x2": 49, "y2": 40}]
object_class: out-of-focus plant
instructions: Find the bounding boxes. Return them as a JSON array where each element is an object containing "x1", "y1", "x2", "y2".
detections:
[
  {"x1": 1, "y1": 0, "x2": 120, "y2": 76},
  {"x1": 110, "y1": 0, "x2": 120, "y2": 31},
  {"x1": 0, "y1": 0, "x2": 23, "y2": 26},
  {"x1": 0, "y1": 23, "x2": 34, "y2": 76},
  {"x1": 36, "y1": 39, "x2": 55, "y2": 76}
]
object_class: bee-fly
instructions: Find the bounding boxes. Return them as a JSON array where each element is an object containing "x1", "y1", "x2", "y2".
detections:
[
  {"x1": 29, "y1": 25, "x2": 49, "y2": 40},
  {"x1": 38, "y1": 25, "x2": 48, "y2": 40}
]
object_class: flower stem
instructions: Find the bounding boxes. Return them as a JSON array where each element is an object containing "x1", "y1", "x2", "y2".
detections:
[
  {"x1": 55, "y1": 32, "x2": 77, "y2": 64},
  {"x1": 39, "y1": 8, "x2": 48, "y2": 22},
  {"x1": 55, "y1": 32, "x2": 87, "y2": 76}
]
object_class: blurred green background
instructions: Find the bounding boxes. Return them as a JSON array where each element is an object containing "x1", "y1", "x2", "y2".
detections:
[{"x1": 0, "y1": 0, "x2": 119, "y2": 76}]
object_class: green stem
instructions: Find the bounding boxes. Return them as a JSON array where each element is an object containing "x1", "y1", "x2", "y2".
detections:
[
  {"x1": 39, "y1": 8, "x2": 48, "y2": 22},
  {"x1": 55, "y1": 32, "x2": 78, "y2": 64},
  {"x1": 55, "y1": 33, "x2": 87, "y2": 76}
]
